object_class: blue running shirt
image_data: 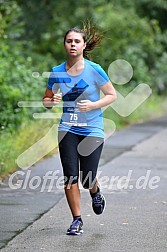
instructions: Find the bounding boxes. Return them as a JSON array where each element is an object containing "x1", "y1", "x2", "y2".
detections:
[{"x1": 47, "y1": 59, "x2": 110, "y2": 138}]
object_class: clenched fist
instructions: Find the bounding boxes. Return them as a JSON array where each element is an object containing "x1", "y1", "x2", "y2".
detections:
[{"x1": 52, "y1": 93, "x2": 62, "y2": 105}]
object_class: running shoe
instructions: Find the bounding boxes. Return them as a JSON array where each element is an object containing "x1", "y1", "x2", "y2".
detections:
[
  {"x1": 66, "y1": 218, "x2": 83, "y2": 235},
  {"x1": 92, "y1": 188, "x2": 106, "y2": 215}
]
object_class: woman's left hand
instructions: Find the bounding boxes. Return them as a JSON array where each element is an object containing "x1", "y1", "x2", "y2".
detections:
[{"x1": 77, "y1": 100, "x2": 95, "y2": 112}]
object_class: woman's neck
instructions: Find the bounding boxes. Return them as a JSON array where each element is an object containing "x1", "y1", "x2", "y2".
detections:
[{"x1": 66, "y1": 57, "x2": 85, "y2": 75}]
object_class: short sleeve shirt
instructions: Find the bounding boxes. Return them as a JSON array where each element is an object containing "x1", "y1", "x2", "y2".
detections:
[{"x1": 47, "y1": 58, "x2": 110, "y2": 138}]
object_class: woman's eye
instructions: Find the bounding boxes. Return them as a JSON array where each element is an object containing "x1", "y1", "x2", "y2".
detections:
[{"x1": 66, "y1": 39, "x2": 80, "y2": 43}]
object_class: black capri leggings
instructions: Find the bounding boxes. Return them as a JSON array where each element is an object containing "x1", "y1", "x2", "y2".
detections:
[{"x1": 58, "y1": 131, "x2": 104, "y2": 188}]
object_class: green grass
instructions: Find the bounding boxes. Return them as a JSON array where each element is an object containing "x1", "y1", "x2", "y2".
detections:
[
  {"x1": 0, "y1": 94, "x2": 167, "y2": 179},
  {"x1": 0, "y1": 119, "x2": 59, "y2": 179}
]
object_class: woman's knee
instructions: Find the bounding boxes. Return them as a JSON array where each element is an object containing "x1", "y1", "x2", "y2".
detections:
[{"x1": 64, "y1": 175, "x2": 79, "y2": 189}]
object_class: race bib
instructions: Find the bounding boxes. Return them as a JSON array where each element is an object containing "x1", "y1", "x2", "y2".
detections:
[
  {"x1": 62, "y1": 105, "x2": 87, "y2": 126},
  {"x1": 61, "y1": 79, "x2": 89, "y2": 126}
]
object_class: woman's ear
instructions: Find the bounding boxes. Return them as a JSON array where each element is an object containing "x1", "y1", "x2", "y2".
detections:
[{"x1": 83, "y1": 43, "x2": 86, "y2": 50}]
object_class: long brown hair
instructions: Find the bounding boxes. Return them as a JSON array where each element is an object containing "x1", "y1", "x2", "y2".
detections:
[{"x1": 64, "y1": 20, "x2": 102, "y2": 60}]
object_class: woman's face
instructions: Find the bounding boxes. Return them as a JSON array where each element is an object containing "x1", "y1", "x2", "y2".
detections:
[{"x1": 64, "y1": 31, "x2": 86, "y2": 57}]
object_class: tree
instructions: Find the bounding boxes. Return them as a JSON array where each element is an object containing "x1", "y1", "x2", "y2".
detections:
[{"x1": 0, "y1": 1, "x2": 45, "y2": 131}]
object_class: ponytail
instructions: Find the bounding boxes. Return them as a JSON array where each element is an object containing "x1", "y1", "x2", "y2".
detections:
[{"x1": 82, "y1": 20, "x2": 102, "y2": 60}]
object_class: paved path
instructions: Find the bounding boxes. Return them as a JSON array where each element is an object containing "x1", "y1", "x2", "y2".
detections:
[{"x1": 0, "y1": 115, "x2": 167, "y2": 251}]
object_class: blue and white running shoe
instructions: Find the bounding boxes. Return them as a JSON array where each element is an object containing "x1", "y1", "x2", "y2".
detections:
[
  {"x1": 66, "y1": 219, "x2": 83, "y2": 235},
  {"x1": 92, "y1": 187, "x2": 106, "y2": 215}
]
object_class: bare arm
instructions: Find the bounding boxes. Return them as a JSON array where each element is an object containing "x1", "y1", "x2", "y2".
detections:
[
  {"x1": 93, "y1": 81, "x2": 117, "y2": 109},
  {"x1": 43, "y1": 88, "x2": 62, "y2": 109},
  {"x1": 77, "y1": 81, "x2": 117, "y2": 112}
]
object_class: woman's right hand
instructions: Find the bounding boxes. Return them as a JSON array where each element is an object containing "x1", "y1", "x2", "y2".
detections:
[{"x1": 52, "y1": 93, "x2": 62, "y2": 105}]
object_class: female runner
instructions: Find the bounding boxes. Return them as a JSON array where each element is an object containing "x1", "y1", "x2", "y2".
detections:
[{"x1": 43, "y1": 22, "x2": 117, "y2": 235}]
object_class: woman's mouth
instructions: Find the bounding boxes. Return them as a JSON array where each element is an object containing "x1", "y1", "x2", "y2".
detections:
[{"x1": 70, "y1": 49, "x2": 77, "y2": 52}]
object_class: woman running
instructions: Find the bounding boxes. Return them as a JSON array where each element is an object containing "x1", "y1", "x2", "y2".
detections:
[{"x1": 43, "y1": 21, "x2": 117, "y2": 235}]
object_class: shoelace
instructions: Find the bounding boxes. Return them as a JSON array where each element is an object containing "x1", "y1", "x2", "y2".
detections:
[
  {"x1": 70, "y1": 219, "x2": 82, "y2": 229},
  {"x1": 92, "y1": 193, "x2": 102, "y2": 205}
]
